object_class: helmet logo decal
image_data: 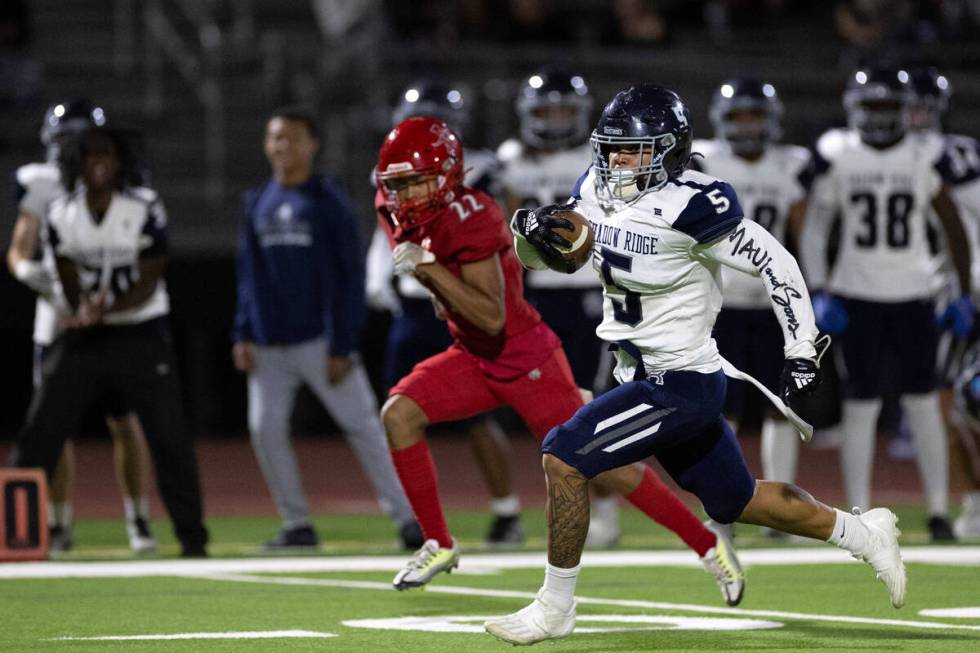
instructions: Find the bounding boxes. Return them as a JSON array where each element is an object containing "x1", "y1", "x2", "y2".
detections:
[
  {"x1": 429, "y1": 123, "x2": 456, "y2": 152},
  {"x1": 671, "y1": 104, "x2": 688, "y2": 126},
  {"x1": 603, "y1": 126, "x2": 623, "y2": 135}
]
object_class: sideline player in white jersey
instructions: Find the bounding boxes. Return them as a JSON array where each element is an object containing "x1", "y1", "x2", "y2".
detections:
[
  {"x1": 801, "y1": 66, "x2": 972, "y2": 541},
  {"x1": 909, "y1": 67, "x2": 980, "y2": 538},
  {"x1": 9, "y1": 127, "x2": 208, "y2": 557},
  {"x1": 693, "y1": 78, "x2": 811, "y2": 494},
  {"x1": 364, "y1": 79, "x2": 524, "y2": 545},
  {"x1": 486, "y1": 85, "x2": 906, "y2": 645},
  {"x1": 5, "y1": 99, "x2": 157, "y2": 554},
  {"x1": 497, "y1": 66, "x2": 621, "y2": 548}
]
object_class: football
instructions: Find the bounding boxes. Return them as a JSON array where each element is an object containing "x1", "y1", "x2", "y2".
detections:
[{"x1": 547, "y1": 209, "x2": 594, "y2": 274}]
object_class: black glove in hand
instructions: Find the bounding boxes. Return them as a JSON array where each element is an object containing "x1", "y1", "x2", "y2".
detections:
[
  {"x1": 780, "y1": 358, "x2": 821, "y2": 403},
  {"x1": 511, "y1": 205, "x2": 574, "y2": 259}
]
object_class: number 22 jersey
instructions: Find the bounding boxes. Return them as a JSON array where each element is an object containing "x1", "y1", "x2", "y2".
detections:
[{"x1": 374, "y1": 186, "x2": 559, "y2": 380}]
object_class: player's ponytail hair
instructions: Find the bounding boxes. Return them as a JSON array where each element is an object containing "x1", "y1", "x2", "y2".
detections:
[{"x1": 59, "y1": 127, "x2": 147, "y2": 192}]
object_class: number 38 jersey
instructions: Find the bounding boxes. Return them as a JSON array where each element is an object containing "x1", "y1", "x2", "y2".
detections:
[
  {"x1": 691, "y1": 139, "x2": 811, "y2": 309},
  {"x1": 809, "y1": 128, "x2": 948, "y2": 302},
  {"x1": 47, "y1": 186, "x2": 171, "y2": 325},
  {"x1": 576, "y1": 168, "x2": 746, "y2": 376}
]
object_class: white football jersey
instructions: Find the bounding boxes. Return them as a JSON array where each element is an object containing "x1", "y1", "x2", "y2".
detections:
[
  {"x1": 692, "y1": 139, "x2": 811, "y2": 309},
  {"x1": 14, "y1": 162, "x2": 65, "y2": 345},
  {"x1": 47, "y1": 186, "x2": 170, "y2": 325},
  {"x1": 807, "y1": 128, "x2": 946, "y2": 302},
  {"x1": 924, "y1": 133, "x2": 980, "y2": 302},
  {"x1": 577, "y1": 166, "x2": 818, "y2": 381},
  {"x1": 497, "y1": 138, "x2": 597, "y2": 289}
]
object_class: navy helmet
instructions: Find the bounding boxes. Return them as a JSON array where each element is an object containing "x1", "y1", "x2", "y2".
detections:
[
  {"x1": 516, "y1": 66, "x2": 593, "y2": 150},
  {"x1": 393, "y1": 79, "x2": 468, "y2": 135},
  {"x1": 40, "y1": 98, "x2": 107, "y2": 160},
  {"x1": 709, "y1": 77, "x2": 783, "y2": 156},
  {"x1": 843, "y1": 66, "x2": 912, "y2": 146},
  {"x1": 909, "y1": 67, "x2": 951, "y2": 133},
  {"x1": 590, "y1": 84, "x2": 692, "y2": 202}
]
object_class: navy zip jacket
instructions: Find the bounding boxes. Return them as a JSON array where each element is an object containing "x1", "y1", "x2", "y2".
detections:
[{"x1": 233, "y1": 175, "x2": 365, "y2": 355}]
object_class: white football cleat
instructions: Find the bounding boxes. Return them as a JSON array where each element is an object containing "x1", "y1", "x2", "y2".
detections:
[
  {"x1": 585, "y1": 497, "x2": 620, "y2": 548},
  {"x1": 126, "y1": 517, "x2": 158, "y2": 555},
  {"x1": 853, "y1": 508, "x2": 906, "y2": 608},
  {"x1": 954, "y1": 492, "x2": 980, "y2": 539},
  {"x1": 392, "y1": 538, "x2": 459, "y2": 590},
  {"x1": 484, "y1": 591, "x2": 576, "y2": 646},
  {"x1": 701, "y1": 521, "x2": 745, "y2": 606}
]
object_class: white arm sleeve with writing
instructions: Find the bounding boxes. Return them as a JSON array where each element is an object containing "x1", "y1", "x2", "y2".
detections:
[{"x1": 699, "y1": 220, "x2": 818, "y2": 360}]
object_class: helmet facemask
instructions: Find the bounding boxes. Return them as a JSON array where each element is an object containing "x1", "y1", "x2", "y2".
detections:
[
  {"x1": 518, "y1": 95, "x2": 593, "y2": 150},
  {"x1": 377, "y1": 161, "x2": 459, "y2": 231},
  {"x1": 590, "y1": 131, "x2": 678, "y2": 202},
  {"x1": 845, "y1": 90, "x2": 909, "y2": 146},
  {"x1": 715, "y1": 105, "x2": 780, "y2": 157}
]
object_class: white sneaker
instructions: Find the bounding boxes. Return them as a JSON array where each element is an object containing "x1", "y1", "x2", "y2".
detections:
[
  {"x1": 484, "y1": 591, "x2": 576, "y2": 645},
  {"x1": 126, "y1": 517, "x2": 158, "y2": 555},
  {"x1": 701, "y1": 521, "x2": 745, "y2": 606},
  {"x1": 853, "y1": 508, "x2": 906, "y2": 608},
  {"x1": 585, "y1": 498, "x2": 620, "y2": 548},
  {"x1": 954, "y1": 492, "x2": 980, "y2": 539},
  {"x1": 392, "y1": 538, "x2": 459, "y2": 590}
]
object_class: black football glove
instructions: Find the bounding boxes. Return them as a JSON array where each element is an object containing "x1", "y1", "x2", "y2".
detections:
[
  {"x1": 780, "y1": 335, "x2": 832, "y2": 404},
  {"x1": 511, "y1": 204, "x2": 575, "y2": 262},
  {"x1": 780, "y1": 358, "x2": 820, "y2": 403}
]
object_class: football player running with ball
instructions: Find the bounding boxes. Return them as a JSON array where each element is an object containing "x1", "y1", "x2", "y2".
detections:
[
  {"x1": 376, "y1": 116, "x2": 745, "y2": 600},
  {"x1": 486, "y1": 85, "x2": 906, "y2": 646}
]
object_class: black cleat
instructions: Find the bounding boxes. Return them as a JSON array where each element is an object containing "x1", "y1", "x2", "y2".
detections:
[
  {"x1": 486, "y1": 514, "x2": 524, "y2": 546},
  {"x1": 928, "y1": 515, "x2": 956, "y2": 542},
  {"x1": 263, "y1": 525, "x2": 319, "y2": 550},
  {"x1": 399, "y1": 520, "x2": 425, "y2": 550},
  {"x1": 48, "y1": 524, "x2": 74, "y2": 553}
]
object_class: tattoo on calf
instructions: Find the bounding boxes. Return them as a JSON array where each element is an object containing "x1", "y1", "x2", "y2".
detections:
[{"x1": 546, "y1": 472, "x2": 591, "y2": 568}]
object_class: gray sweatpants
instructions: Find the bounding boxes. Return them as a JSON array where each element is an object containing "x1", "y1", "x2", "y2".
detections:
[{"x1": 247, "y1": 338, "x2": 414, "y2": 529}]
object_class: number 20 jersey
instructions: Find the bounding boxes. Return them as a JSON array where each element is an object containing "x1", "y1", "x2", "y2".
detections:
[
  {"x1": 810, "y1": 128, "x2": 948, "y2": 302},
  {"x1": 575, "y1": 167, "x2": 743, "y2": 375},
  {"x1": 692, "y1": 139, "x2": 810, "y2": 309}
]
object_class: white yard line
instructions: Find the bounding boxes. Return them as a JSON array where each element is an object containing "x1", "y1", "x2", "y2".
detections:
[
  {"x1": 199, "y1": 571, "x2": 980, "y2": 634},
  {"x1": 48, "y1": 630, "x2": 336, "y2": 641},
  {"x1": 1, "y1": 546, "x2": 978, "y2": 579}
]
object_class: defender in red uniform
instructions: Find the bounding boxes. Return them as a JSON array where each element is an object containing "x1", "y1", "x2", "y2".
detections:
[{"x1": 377, "y1": 117, "x2": 741, "y2": 601}]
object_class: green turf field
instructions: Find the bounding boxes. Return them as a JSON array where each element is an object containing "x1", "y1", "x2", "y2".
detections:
[{"x1": 3, "y1": 507, "x2": 978, "y2": 652}]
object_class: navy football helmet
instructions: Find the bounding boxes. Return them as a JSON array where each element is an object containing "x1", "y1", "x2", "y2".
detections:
[
  {"x1": 843, "y1": 66, "x2": 912, "y2": 146},
  {"x1": 516, "y1": 66, "x2": 593, "y2": 150},
  {"x1": 40, "y1": 98, "x2": 107, "y2": 161},
  {"x1": 590, "y1": 85, "x2": 692, "y2": 202},
  {"x1": 909, "y1": 67, "x2": 951, "y2": 133},
  {"x1": 709, "y1": 77, "x2": 783, "y2": 156},
  {"x1": 393, "y1": 79, "x2": 468, "y2": 135}
]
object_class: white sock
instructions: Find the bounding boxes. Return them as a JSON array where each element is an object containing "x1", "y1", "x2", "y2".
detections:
[
  {"x1": 490, "y1": 495, "x2": 521, "y2": 517},
  {"x1": 123, "y1": 496, "x2": 149, "y2": 522},
  {"x1": 827, "y1": 508, "x2": 870, "y2": 555},
  {"x1": 761, "y1": 418, "x2": 800, "y2": 483},
  {"x1": 541, "y1": 563, "x2": 579, "y2": 612},
  {"x1": 49, "y1": 502, "x2": 72, "y2": 528},
  {"x1": 840, "y1": 398, "x2": 882, "y2": 511},
  {"x1": 900, "y1": 393, "x2": 949, "y2": 516}
]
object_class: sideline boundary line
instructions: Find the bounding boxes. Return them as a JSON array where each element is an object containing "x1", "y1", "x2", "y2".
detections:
[
  {"x1": 1, "y1": 546, "x2": 978, "y2": 579},
  {"x1": 198, "y1": 572, "x2": 980, "y2": 634}
]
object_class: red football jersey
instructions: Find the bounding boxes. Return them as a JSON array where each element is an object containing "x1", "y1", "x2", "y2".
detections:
[{"x1": 376, "y1": 187, "x2": 560, "y2": 380}]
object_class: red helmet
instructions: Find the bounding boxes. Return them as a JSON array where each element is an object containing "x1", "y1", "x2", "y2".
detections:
[{"x1": 376, "y1": 116, "x2": 465, "y2": 229}]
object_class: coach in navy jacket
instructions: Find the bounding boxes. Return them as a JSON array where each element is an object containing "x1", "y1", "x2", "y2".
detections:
[{"x1": 231, "y1": 106, "x2": 417, "y2": 551}]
